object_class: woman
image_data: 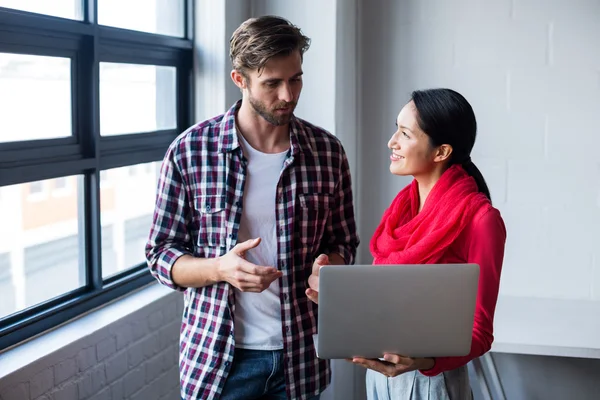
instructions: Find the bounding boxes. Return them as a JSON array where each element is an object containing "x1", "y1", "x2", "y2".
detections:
[{"x1": 307, "y1": 88, "x2": 506, "y2": 399}]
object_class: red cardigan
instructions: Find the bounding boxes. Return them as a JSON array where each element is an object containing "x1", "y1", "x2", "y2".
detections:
[{"x1": 391, "y1": 205, "x2": 506, "y2": 376}]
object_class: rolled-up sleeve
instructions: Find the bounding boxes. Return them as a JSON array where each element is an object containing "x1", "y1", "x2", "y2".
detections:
[
  {"x1": 323, "y1": 147, "x2": 359, "y2": 265},
  {"x1": 145, "y1": 144, "x2": 193, "y2": 291}
]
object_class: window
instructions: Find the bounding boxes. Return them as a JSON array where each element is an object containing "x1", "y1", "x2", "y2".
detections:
[
  {"x1": 54, "y1": 177, "x2": 68, "y2": 190},
  {"x1": 127, "y1": 165, "x2": 138, "y2": 177},
  {"x1": 98, "y1": 0, "x2": 185, "y2": 37},
  {"x1": 0, "y1": 54, "x2": 71, "y2": 143},
  {"x1": 100, "y1": 170, "x2": 110, "y2": 186},
  {"x1": 0, "y1": 0, "x2": 83, "y2": 20},
  {"x1": 28, "y1": 181, "x2": 45, "y2": 196},
  {"x1": 0, "y1": 0, "x2": 193, "y2": 350},
  {"x1": 100, "y1": 63, "x2": 177, "y2": 136},
  {"x1": 0, "y1": 177, "x2": 85, "y2": 320},
  {"x1": 101, "y1": 162, "x2": 159, "y2": 279},
  {"x1": 53, "y1": 176, "x2": 71, "y2": 196}
]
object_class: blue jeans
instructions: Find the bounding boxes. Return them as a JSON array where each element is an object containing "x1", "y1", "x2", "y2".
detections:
[{"x1": 219, "y1": 348, "x2": 321, "y2": 400}]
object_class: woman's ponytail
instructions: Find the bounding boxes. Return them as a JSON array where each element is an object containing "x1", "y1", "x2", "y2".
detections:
[{"x1": 462, "y1": 159, "x2": 491, "y2": 201}]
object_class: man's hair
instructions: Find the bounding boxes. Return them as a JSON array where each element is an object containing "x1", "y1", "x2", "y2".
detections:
[{"x1": 230, "y1": 15, "x2": 311, "y2": 77}]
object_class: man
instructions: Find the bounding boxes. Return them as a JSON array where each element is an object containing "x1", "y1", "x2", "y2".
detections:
[{"x1": 146, "y1": 15, "x2": 359, "y2": 400}]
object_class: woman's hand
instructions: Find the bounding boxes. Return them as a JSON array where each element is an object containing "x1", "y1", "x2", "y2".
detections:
[{"x1": 351, "y1": 354, "x2": 435, "y2": 377}]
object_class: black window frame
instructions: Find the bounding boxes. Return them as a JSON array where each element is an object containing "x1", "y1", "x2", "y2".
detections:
[{"x1": 0, "y1": 0, "x2": 194, "y2": 351}]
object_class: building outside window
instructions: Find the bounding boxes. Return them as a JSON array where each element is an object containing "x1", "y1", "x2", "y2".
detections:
[{"x1": 0, "y1": 0, "x2": 193, "y2": 350}]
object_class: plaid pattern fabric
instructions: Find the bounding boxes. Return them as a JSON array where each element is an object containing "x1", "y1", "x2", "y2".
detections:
[{"x1": 146, "y1": 101, "x2": 359, "y2": 400}]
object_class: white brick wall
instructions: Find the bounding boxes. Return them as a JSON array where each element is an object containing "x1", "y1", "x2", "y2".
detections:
[
  {"x1": 359, "y1": 0, "x2": 600, "y2": 301},
  {"x1": 0, "y1": 291, "x2": 183, "y2": 400}
]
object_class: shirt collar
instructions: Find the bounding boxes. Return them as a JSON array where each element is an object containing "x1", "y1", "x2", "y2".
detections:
[
  {"x1": 217, "y1": 100, "x2": 315, "y2": 157},
  {"x1": 217, "y1": 101, "x2": 242, "y2": 153}
]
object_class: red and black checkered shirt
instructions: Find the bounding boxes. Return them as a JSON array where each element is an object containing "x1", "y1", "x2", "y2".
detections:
[{"x1": 146, "y1": 101, "x2": 359, "y2": 400}]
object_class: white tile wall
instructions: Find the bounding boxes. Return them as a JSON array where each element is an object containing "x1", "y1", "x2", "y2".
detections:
[{"x1": 593, "y1": 255, "x2": 600, "y2": 300}]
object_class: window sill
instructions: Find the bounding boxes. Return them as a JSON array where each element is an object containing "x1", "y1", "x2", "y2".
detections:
[{"x1": 0, "y1": 282, "x2": 174, "y2": 378}]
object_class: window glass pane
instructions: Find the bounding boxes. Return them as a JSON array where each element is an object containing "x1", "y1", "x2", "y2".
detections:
[
  {"x1": 101, "y1": 162, "x2": 159, "y2": 278},
  {"x1": 98, "y1": 0, "x2": 184, "y2": 37},
  {"x1": 100, "y1": 63, "x2": 176, "y2": 136},
  {"x1": 0, "y1": 176, "x2": 84, "y2": 320},
  {"x1": 28, "y1": 181, "x2": 45, "y2": 195},
  {"x1": 0, "y1": 0, "x2": 83, "y2": 20},
  {"x1": 0, "y1": 53, "x2": 71, "y2": 143},
  {"x1": 54, "y1": 177, "x2": 68, "y2": 190}
]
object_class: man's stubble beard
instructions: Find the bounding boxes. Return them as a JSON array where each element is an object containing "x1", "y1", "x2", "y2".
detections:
[{"x1": 248, "y1": 90, "x2": 297, "y2": 127}]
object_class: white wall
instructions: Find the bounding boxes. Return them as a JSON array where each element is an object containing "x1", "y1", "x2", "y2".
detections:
[{"x1": 0, "y1": 286, "x2": 182, "y2": 400}]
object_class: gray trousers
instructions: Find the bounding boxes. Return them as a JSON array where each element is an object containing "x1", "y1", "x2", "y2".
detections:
[{"x1": 366, "y1": 366, "x2": 473, "y2": 400}]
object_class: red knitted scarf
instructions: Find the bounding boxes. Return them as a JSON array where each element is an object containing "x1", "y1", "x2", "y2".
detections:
[{"x1": 370, "y1": 165, "x2": 491, "y2": 265}]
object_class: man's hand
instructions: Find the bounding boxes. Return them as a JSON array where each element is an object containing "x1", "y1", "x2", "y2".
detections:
[
  {"x1": 305, "y1": 254, "x2": 330, "y2": 304},
  {"x1": 351, "y1": 354, "x2": 435, "y2": 377},
  {"x1": 217, "y1": 238, "x2": 282, "y2": 292}
]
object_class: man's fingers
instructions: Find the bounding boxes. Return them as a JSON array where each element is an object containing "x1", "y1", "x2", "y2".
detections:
[
  {"x1": 239, "y1": 259, "x2": 279, "y2": 275},
  {"x1": 234, "y1": 237, "x2": 261, "y2": 254},
  {"x1": 261, "y1": 270, "x2": 283, "y2": 285},
  {"x1": 312, "y1": 254, "x2": 329, "y2": 274},
  {"x1": 239, "y1": 277, "x2": 282, "y2": 292},
  {"x1": 306, "y1": 288, "x2": 319, "y2": 304},
  {"x1": 238, "y1": 286, "x2": 262, "y2": 293},
  {"x1": 308, "y1": 255, "x2": 326, "y2": 303},
  {"x1": 237, "y1": 277, "x2": 279, "y2": 292},
  {"x1": 315, "y1": 254, "x2": 329, "y2": 265},
  {"x1": 308, "y1": 274, "x2": 319, "y2": 292},
  {"x1": 238, "y1": 285, "x2": 272, "y2": 293},
  {"x1": 236, "y1": 272, "x2": 265, "y2": 285},
  {"x1": 237, "y1": 267, "x2": 282, "y2": 286}
]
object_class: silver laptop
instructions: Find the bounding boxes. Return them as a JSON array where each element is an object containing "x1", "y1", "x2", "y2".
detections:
[{"x1": 314, "y1": 264, "x2": 479, "y2": 359}]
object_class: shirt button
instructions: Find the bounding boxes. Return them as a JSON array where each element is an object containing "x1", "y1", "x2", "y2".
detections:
[
  {"x1": 225, "y1": 361, "x2": 230, "y2": 367},
  {"x1": 285, "y1": 326, "x2": 290, "y2": 332},
  {"x1": 205, "y1": 205, "x2": 211, "y2": 212},
  {"x1": 283, "y1": 294, "x2": 288, "y2": 300}
]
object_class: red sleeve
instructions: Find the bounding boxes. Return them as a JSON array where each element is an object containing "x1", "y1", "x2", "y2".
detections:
[{"x1": 420, "y1": 207, "x2": 506, "y2": 376}]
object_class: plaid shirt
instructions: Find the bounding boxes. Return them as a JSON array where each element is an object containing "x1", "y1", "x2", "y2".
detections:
[{"x1": 146, "y1": 101, "x2": 359, "y2": 400}]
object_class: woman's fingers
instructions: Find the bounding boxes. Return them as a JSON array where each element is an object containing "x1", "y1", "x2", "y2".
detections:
[
  {"x1": 352, "y1": 356, "x2": 413, "y2": 378},
  {"x1": 383, "y1": 353, "x2": 410, "y2": 365}
]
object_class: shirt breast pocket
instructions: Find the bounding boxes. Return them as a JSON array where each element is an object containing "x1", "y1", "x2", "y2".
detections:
[
  {"x1": 194, "y1": 195, "x2": 227, "y2": 249},
  {"x1": 298, "y1": 193, "x2": 333, "y2": 248}
]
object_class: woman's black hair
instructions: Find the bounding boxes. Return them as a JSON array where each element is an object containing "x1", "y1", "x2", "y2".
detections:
[{"x1": 411, "y1": 88, "x2": 492, "y2": 201}]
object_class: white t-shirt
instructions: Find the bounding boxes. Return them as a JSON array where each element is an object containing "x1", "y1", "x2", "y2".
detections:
[{"x1": 233, "y1": 133, "x2": 288, "y2": 350}]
